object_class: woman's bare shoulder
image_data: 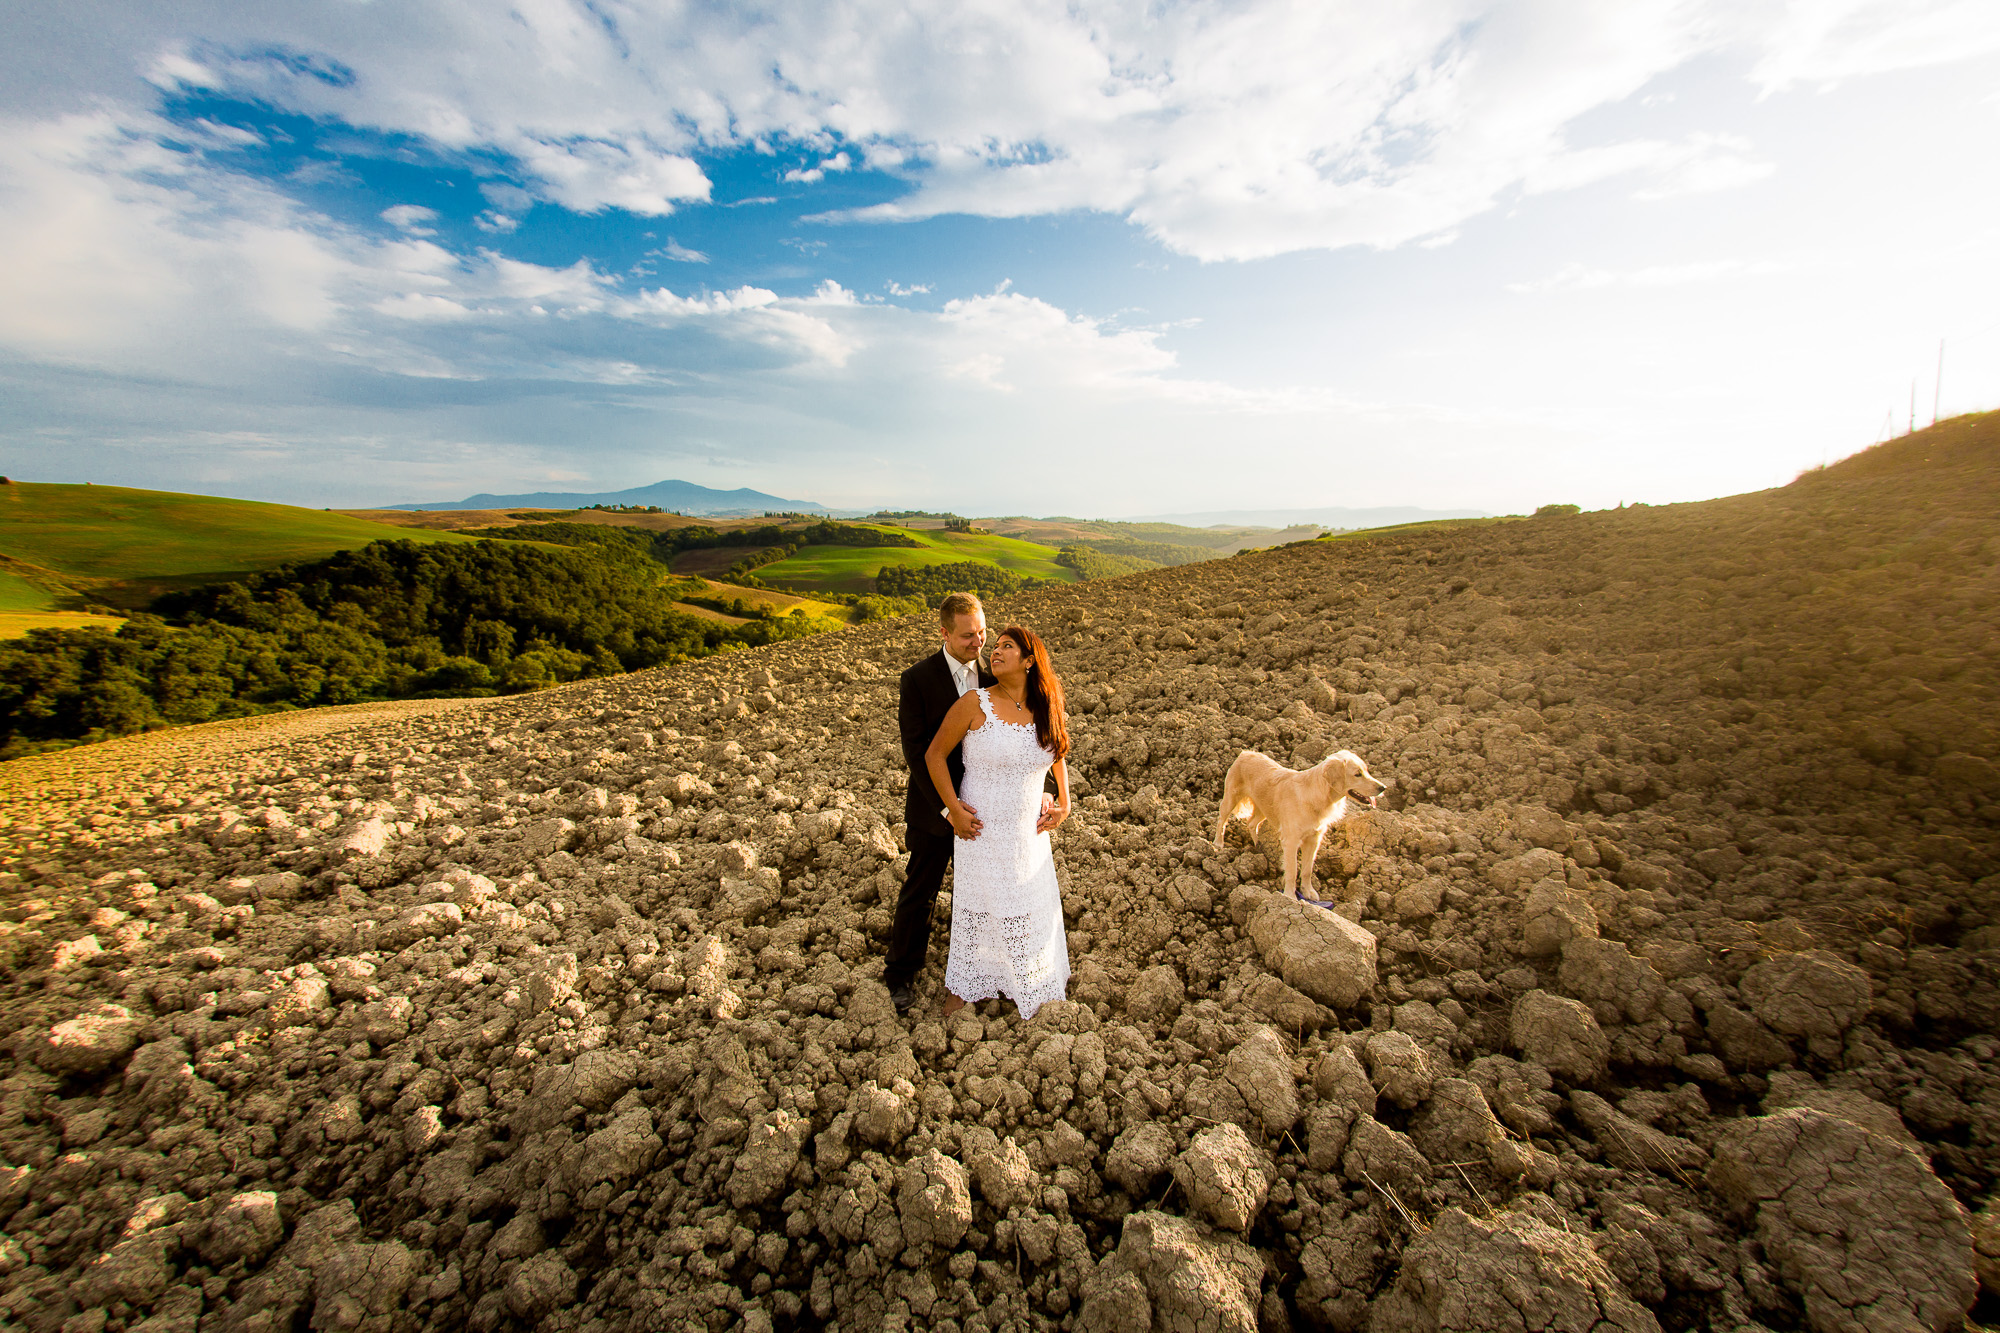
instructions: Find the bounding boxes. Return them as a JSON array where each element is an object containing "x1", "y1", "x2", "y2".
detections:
[{"x1": 952, "y1": 689, "x2": 987, "y2": 728}]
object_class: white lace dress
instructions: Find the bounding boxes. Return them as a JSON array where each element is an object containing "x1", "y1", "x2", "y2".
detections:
[{"x1": 944, "y1": 688, "x2": 1070, "y2": 1019}]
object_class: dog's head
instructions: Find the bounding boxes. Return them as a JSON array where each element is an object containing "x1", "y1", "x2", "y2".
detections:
[{"x1": 1331, "y1": 749, "x2": 1388, "y2": 808}]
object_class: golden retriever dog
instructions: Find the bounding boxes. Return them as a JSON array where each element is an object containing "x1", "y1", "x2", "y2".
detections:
[{"x1": 1214, "y1": 749, "x2": 1387, "y2": 901}]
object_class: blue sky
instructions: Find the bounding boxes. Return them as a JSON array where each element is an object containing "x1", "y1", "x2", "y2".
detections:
[{"x1": 3, "y1": 1, "x2": 1998, "y2": 517}]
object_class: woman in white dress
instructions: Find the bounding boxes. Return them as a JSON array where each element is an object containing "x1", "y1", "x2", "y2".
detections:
[{"x1": 924, "y1": 625, "x2": 1073, "y2": 1020}]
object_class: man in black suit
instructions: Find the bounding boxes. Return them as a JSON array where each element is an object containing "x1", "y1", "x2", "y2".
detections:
[{"x1": 886, "y1": 591, "x2": 992, "y2": 1013}]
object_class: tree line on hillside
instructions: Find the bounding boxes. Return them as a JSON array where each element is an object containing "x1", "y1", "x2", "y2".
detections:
[
  {"x1": 0, "y1": 539, "x2": 821, "y2": 757},
  {"x1": 478, "y1": 517, "x2": 928, "y2": 594},
  {"x1": 480, "y1": 518, "x2": 920, "y2": 567},
  {"x1": 1057, "y1": 546, "x2": 1155, "y2": 580},
  {"x1": 1081, "y1": 538, "x2": 1218, "y2": 567},
  {"x1": 1055, "y1": 537, "x2": 1220, "y2": 581},
  {"x1": 874, "y1": 561, "x2": 1048, "y2": 607}
]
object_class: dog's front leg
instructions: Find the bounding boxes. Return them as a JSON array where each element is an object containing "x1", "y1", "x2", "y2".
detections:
[
  {"x1": 1299, "y1": 826, "x2": 1326, "y2": 901},
  {"x1": 1281, "y1": 838, "x2": 1302, "y2": 898}
]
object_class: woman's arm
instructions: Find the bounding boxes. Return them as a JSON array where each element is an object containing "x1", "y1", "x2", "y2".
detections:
[
  {"x1": 925, "y1": 693, "x2": 984, "y2": 839},
  {"x1": 1035, "y1": 758, "x2": 1072, "y2": 833}
]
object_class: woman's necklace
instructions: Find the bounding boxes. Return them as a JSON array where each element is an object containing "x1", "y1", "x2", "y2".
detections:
[{"x1": 999, "y1": 685, "x2": 1029, "y2": 712}]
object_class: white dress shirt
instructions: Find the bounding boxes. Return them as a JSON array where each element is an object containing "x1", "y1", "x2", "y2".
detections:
[{"x1": 944, "y1": 649, "x2": 980, "y2": 697}]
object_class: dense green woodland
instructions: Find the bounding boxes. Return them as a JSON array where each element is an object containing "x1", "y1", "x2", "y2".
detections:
[
  {"x1": 0, "y1": 539, "x2": 818, "y2": 757},
  {"x1": 1057, "y1": 546, "x2": 1155, "y2": 580},
  {"x1": 873, "y1": 560, "x2": 1047, "y2": 607}
]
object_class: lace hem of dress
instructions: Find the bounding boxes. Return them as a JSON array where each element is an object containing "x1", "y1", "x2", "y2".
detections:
[{"x1": 943, "y1": 908, "x2": 1070, "y2": 1021}]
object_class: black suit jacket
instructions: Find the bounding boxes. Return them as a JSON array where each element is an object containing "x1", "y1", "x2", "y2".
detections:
[{"x1": 900, "y1": 650, "x2": 994, "y2": 837}]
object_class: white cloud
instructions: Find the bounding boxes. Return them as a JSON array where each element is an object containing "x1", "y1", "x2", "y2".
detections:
[
  {"x1": 479, "y1": 182, "x2": 535, "y2": 212},
  {"x1": 783, "y1": 151, "x2": 852, "y2": 183},
  {"x1": 510, "y1": 137, "x2": 710, "y2": 216},
  {"x1": 5, "y1": 4, "x2": 1998, "y2": 515},
  {"x1": 655, "y1": 239, "x2": 708, "y2": 263},
  {"x1": 81, "y1": 0, "x2": 1988, "y2": 261},
  {"x1": 380, "y1": 203, "x2": 438, "y2": 234},
  {"x1": 1520, "y1": 133, "x2": 1774, "y2": 200},
  {"x1": 1749, "y1": 0, "x2": 2000, "y2": 91},
  {"x1": 0, "y1": 100, "x2": 1413, "y2": 510},
  {"x1": 0, "y1": 111, "x2": 627, "y2": 380}
]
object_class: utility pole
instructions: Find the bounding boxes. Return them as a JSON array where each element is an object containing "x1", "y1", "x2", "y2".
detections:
[{"x1": 1934, "y1": 340, "x2": 1945, "y2": 426}]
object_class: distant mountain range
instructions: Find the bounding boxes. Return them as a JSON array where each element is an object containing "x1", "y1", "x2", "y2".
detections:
[
  {"x1": 384, "y1": 479, "x2": 827, "y2": 516},
  {"x1": 382, "y1": 481, "x2": 1487, "y2": 529},
  {"x1": 1120, "y1": 505, "x2": 1491, "y2": 529}
]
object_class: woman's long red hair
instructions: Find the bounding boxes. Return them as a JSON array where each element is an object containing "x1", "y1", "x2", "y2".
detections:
[{"x1": 997, "y1": 625, "x2": 1069, "y2": 760}]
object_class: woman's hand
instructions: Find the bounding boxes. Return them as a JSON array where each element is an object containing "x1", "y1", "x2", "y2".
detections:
[
  {"x1": 950, "y1": 801, "x2": 983, "y2": 840},
  {"x1": 1041, "y1": 760, "x2": 1073, "y2": 835}
]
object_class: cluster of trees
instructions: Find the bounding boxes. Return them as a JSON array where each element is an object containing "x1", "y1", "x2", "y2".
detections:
[
  {"x1": 704, "y1": 522, "x2": 920, "y2": 589},
  {"x1": 794, "y1": 522, "x2": 919, "y2": 548},
  {"x1": 0, "y1": 539, "x2": 820, "y2": 757},
  {"x1": 874, "y1": 561, "x2": 1045, "y2": 607},
  {"x1": 474, "y1": 518, "x2": 917, "y2": 591},
  {"x1": 851, "y1": 594, "x2": 927, "y2": 622},
  {"x1": 1057, "y1": 537, "x2": 1220, "y2": 581},
  {"x1": 1057, "y1": 546, "x2": 1155, "y2": 580},
  {"x1": 468, "y1": 522, "x2": 665, "y2": 568},
  {"x1": 720, "y1": 546, "x2": 801, "y2": 587},
  {"x1": 1081, "y1": 538, "x2": 1217, "y2": 567}
]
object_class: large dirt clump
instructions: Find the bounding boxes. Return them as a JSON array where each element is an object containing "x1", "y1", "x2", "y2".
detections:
[{"x1": 1, "y1": 415, "x2": 1998, "y2": 1331}]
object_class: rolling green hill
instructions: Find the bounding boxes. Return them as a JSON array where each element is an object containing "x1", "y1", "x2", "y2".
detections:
[
  {"x1": 0, "y1": 482, "x2": 481, "y2": 610},
  {"x1": 0, "y1": 570, "x2": 49, "y2": 611},
  {"x1": 753, "y1": 524, "x2": 1077, "y2": 594}
]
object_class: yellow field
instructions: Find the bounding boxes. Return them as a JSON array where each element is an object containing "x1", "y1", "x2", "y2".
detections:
[{"x1": 0, "y1": 610, "x2": 128, "y2": 640}]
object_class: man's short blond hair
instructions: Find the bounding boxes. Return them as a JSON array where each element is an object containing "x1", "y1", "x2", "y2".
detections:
[{"x1": 938, "y1": 592, "x2": 983, "y2": 628}]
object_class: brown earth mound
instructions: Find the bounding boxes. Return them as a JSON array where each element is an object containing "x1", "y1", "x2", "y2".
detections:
[{"x1": 1, "y1": 417, "x2": 1997, "y2": 1333}]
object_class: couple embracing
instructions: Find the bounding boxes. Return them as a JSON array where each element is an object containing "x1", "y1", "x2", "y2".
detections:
[{"x1": 884, "y1": 592, "x2": 1073, "y2": 1021}]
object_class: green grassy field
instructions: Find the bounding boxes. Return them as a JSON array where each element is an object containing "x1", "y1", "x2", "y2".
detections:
[
  {"x1": 0, "y1": 570, "x2": 51, "y2": 611},
  {"x1": 0, "y1": 482, "x2": 483, "y2": 608},
  {"x1": 756, "y1": 524, "x2": 1077, "y2": 594},
  {"x1": 0, "y1": 557, "x2": 133, "y2": 637}
]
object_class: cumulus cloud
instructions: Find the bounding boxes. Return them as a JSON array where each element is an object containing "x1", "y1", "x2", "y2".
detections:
[
  {"x1": 783, "y1": 151, "x2": 851, "y2": 183},
  {"x1": 5, "y1": 2, "x2": 1996, "y2": 512},
  {"x1": 510, "y1": 137, "x2": 710, "y2": 216},
  {"x1": 380, "y1": 203, "x2": 438, "y2": 234},
  {"x1": 74, "y1": 0, "x2": 1991, "y2": 260},
  {"x1": 0, "y1": 99, "x2": 1416, "y2": 510}
]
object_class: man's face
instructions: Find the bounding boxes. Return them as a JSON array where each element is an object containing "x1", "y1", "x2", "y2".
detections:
[{"x1": 942, "y1": 609, "x2": 987, "y2": 664}]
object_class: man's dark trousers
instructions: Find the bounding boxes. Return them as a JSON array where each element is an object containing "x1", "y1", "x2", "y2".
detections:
[{"x1": 886, "y1": 649, "x2": 992, "y2": 990}]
